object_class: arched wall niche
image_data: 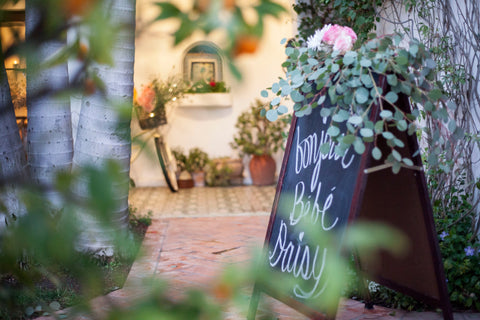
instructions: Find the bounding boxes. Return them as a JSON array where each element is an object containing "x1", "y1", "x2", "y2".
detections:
[{"x1": 183, "y1": 41, "x2": 224, "y2": 84}]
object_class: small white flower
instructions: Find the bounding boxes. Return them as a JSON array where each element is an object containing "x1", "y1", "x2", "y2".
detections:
[
  {"x1": 307, "y1": 24, "x2": 331, "y2": 51},
  {"x1": 368, "y1": 281, "x2": 380, "y2": 293}
]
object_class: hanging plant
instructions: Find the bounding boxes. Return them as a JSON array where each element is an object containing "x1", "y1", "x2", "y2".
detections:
[{"x1": 262, "y1": 25, "x2": 462, "y2": 173}]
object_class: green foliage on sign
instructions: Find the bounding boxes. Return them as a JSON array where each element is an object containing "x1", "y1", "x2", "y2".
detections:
[{"x1": 264, "y1": 33, "x2": 460, "y2": 173}]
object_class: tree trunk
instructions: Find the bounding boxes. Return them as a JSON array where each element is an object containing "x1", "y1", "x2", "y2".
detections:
[
  {"x1": 0, "y1": 60, "x2": 27, "y2": 230},
  {"x1": 25, "y1": 1, "x2": 73, "y2": 209},
  {"x1": 72, "y1": 0, "x2": 135, "y2": 255}
]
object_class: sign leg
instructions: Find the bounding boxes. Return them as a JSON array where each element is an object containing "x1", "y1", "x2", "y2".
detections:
[
  {"x1": 352, "y1": 252, "x2": 374, "y2": 310},
  {"x1": 247, "y1": 285, "x2": 261, "y2": 320}
]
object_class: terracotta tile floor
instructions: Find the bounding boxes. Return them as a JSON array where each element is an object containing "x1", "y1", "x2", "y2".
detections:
[{"x1": 39, "y1": 186, "x2": 480, "y2": 319}]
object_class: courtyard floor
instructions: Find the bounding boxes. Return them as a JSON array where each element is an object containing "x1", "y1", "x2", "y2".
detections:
[{"x1": 39, "y1": 186, "x2": 480, "y2": 319}]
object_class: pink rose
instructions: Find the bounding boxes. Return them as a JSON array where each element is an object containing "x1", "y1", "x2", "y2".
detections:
[
  {"x1": 343, "y1": 26, "x2": 357, "y2": 41},
  {"x1": 322, "y1": 24, "x2": 343, "y2": 45},
  {"x1": 321, "y1": 24, "x2": 357, "y2": 52},
  {"x1": 138, "y1": 85, "x2": 156, "y2": 112},
  {"x1": 333, "y1": 33, "x2": 354, "y2": 52}
]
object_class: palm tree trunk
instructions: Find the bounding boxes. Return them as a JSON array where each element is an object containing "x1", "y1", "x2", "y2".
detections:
[
  {"x1": 0, "y1": 59, "x2": 27, "y2": 230},
  {"x1": 25, "y1": 2, "x2": 73, "y2": 209},
  {"x1": 72, "y1": 0, "x2": 135, "y2": 255}
]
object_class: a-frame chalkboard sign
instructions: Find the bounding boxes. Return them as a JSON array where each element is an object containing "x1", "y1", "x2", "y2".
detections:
[{"x1": 248, "y1": 78, "x2": 453, "y2": 320}]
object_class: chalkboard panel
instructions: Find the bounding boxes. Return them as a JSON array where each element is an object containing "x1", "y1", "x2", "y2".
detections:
[{"x1": 258, "y1": 95, "x2": 372, "y2": 318}]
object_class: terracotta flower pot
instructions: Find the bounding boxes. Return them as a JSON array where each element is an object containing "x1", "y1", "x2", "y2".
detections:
[
  {"x1": 249, "y1": 154, "x2": 276, "y2": 186},
  {"x1": 178, "y1": 170, "x2": 194, "y2": 189}
]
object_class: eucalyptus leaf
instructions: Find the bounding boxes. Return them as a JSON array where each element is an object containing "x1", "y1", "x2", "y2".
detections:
[
  {"x1": 320, "y1": 142, "x2": 330, "y2": 155},
  {"x1": 387, "y1": 74, "x2": 398, "y2": 86},
  {"x1": 385, "y1": 91, "x2": 398, "y2": 104},
  {"x1": 320, "y1": 107, "x2": 332, "y2": 117},
  {"x1": 360, "y1": 74, "x2": 373, "y2": 87},
  {"x1": 392, "y1": 161, "x2": 401, "y2": 174},
  {"x1": 266, "y1": 109, "x2": 278, "y2": 122},
  {"x1": 402, "y1": 157, "x2": 414, "y2": 166},
  {"x1": 343, "y1": 51, "x2": 357, "y2": 65},
  {"x1": 261, "y1": 89, "x2": 268, "y2": 98},
  {"x1": 348, "y1": 115, "x2": 363, "y2": 125},
  {"x1": 379, "y1": 110, "x2": 393, "y2": 119},
  {"x1": 277, "y1": 105, "x2": 288, "y2": 115},
  {"x1": 343, "y1": 134, "x2": 356, "y2": 145},
  {"x1": 374, "y1": 120, "x2": 384, "y2": 133},
  {"x1": 271, "y1": 97, "x2": 281, "y2": 106},
  {"x1": 382, "y1": 131, "x2": 395, "y2": 140},
  {"x1": 448, "y1": 120, "x2": 457, "y2": 132},
  {"x1": 372, "y1": 147, "x2": 382, "y2": 160},
  {"x1": 327, "y1": 125, "x2": 340, "y2": 137},
  {"x1": 393, "y1": 138, "x2": 405, "y2": 147},
  {"x1": 353, "y1": 139, "x2": 366, "y2": 154},
  {"x1": 355, "y1": 87, "x2": 369, "y2": 104},
  {"x1": 360, "y1": 128, "x2": 374, "y2": 137},
  {"x1": 317, "y1": 95, "x2": 326, "y2": 106},
  {"x1": 332, "y1": 113, "x2": 347, "y2": 123},
  {"x1": 272, "y1": 83, "x2": 280, "y2": 93},
  {"x1": 291, "y1": 90, "x2": 305, "y2": 102},
  {"x1": 360, "y1": 58, "x2": 372, "y2": 67},
  {"x1": 396, "y1": 119, "x2": 408, "y2": 131},
  {"x1": 281, "y1": 85, "x2": 292, "y2": 96}
]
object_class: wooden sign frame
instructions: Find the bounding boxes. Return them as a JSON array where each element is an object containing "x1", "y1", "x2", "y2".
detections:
[{"x1": 248, "y1": 78, "x2": 453, "y2": 320}]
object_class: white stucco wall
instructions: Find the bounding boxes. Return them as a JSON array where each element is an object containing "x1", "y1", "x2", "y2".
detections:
[{"x1": 131, "y1": 0, "x2": 296, "y2": 187}]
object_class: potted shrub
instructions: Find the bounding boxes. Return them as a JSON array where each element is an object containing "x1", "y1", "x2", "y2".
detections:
[
  {"x1": 135, "y1": 75, "x2": 187, "y2": 130},
  {"x1": 231, "y1": 99, "x2": 289, "y2": 185},
  {"x1": 186, "y1": 147, "x2": 210, "y2": 187},
  {"x1": 205, "y1": 157, "x2": 244, "y2": 187},
  {"x1": 171, "y1": 147, "x2": 194, "y2": 188}
]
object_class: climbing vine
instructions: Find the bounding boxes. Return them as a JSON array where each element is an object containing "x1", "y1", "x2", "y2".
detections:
[{"x1": 376, "y1": 0, "x2": 480, "y2": 232}]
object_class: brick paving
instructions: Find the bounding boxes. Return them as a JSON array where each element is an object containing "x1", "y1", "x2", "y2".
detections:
[{"x1": 38, "y1": 186, "x2": 480, "y2": 319}]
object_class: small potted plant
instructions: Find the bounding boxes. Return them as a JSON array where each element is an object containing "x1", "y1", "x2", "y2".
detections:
[
  {"x1": 171, "y1": 147, "x2": 194, "y2": 188},
  {"x1": 186, "y1": 147, "x2": 210, "y2": 187},
  {"x1": 135, "y1": 75, "x2": 187, "y2": 130},
  {"x1": 231, "y1": 99, "x2": 289, "y2": 185}
]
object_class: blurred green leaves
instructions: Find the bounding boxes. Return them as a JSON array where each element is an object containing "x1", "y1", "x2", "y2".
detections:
[{"x1": 153, "y1": 0, "x2": 287, "y2": 79}]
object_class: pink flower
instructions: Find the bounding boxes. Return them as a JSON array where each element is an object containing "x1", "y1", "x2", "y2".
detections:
[
  {"x1": 307, "y1": 24, "x2": 357, "y2": 53},
  {"x1": 137, "y1": 85, "x2": 156, "y2": 112},
  {"x1": 322, "y1": 24, "x2": 343, "y2": 45},
  {"x1": 323, "y1": 25, "x2": 357, "y2": 52},
  {"x1": 333, "y1": 33, "x2": 355, "y2": 52},
  {"x1": 342, "y1": 26, "x2": 357, "y2": 41}
]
